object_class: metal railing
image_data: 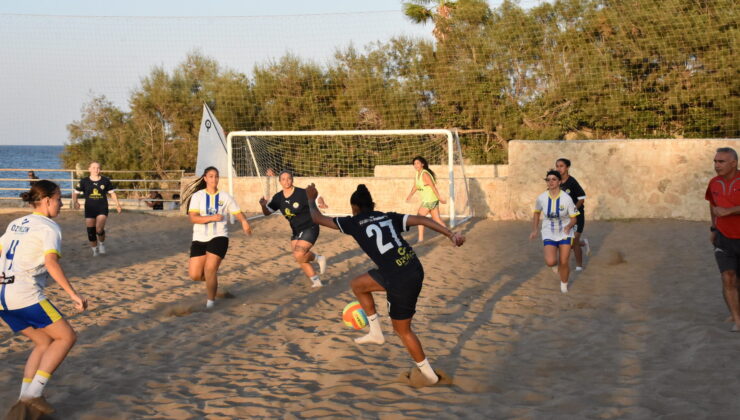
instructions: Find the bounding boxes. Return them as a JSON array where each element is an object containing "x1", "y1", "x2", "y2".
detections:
[{"x1": 0, "y1": 168, "x2": 185, "y2": 210}]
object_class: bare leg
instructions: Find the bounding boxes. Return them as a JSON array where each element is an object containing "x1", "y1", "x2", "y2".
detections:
[
  {"x1": 203, "y1": 253, "x2": 223, "y2": 301},
  {"x1": 95, "y1": 215, "x2": 108, "y2": 243},
  {"x1": 19, "y1": 328, "x2": 52, "y2": 381},
  {"x1": 721, "y1": 270, "x2": 740, "y2": 330},
  {"x1": 351, "y1": 273, "x2": 386, "y2": 344},
  {"x1": 417, "y1": 207, "x2": 431, "y2": 242},
  {"x1": 558, "y1": 244, "x2": 572, "y2": 284},
  {"x1": 573, "y1": 231, "x2": 583, "y2": 267},
  {"x1": 292, "y1": 239, "x2": 317, "y2": 279},
  {"x1": 22, "y1": 320, "x2": 77, "y2": 376},
  {"x1": 391, "y1": 317, "x2": 425, "y2": 362},
  {"x1": 543, "y1": 245, "x2": 558, "y2": 268},
  {"x1": 188, "y1": 255, "x2": 207, "y2": 281}
]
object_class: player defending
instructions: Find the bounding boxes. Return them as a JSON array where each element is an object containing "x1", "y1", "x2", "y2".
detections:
[
  {"x1": 72, "y1": 161, "x2": 122, "y2": 256},
  {"x1": 306, "y1": 183, "x2": 465, "y2": 387},
  {"x1": 1, "y1": 181, "x2": 88, "y2": 415},
  {"x1": 183, "y1": 167, "x2": 252, "y2": 309},
  {"x1": 259, "y1": 171, "x2": 327, "y2": 288},
  {"x1": 529, "y1": 170, "x2": 579, "y2": 293}
]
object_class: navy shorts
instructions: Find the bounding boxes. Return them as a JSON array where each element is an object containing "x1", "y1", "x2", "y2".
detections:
[
  {"x1": 368, "y1": 264, "x2": 424, "y2": 320},
  {"x1": 84, "y1": 201, "x2": 109, "y2": 219},
  {"x1": 190, "y1": 236, "x2": 229, "y2": 259},
  {"x1": 714, "y1": 231, "x2": 740, "y2": 274},
  {"x1": 291, "y1": 225, "x2": 320, "y2": 244},
  {"x1": 0, "y1": 300, "x2": 64, "y2": 333}
]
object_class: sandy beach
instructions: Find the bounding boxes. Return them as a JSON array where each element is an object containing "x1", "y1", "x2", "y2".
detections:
[{"x1": 0, "y1": 210, "x2": 738, "y2": 419}]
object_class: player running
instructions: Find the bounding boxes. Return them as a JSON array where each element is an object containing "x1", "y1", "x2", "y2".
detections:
[
  {"x1": 306, "y1": 183, "x2": 465, "y2": 387},
  {"x1": 71, "y1": 161, "x2": 122, "y2": 256},
  {"x1": 406, "y1": 156, "x2": 446, "y2": 242},
  {"x1": 259, "y1": 171, "x2": 327, "y2": 288},
  {"x1": 530, "y1": 170, "x2": 579, "y2": 293},
  {"x1": 183, "y1": 167, "x2": 252, "y2": 309},
  {"x1": 1, "y1": 180, "x2": 88, "y2": 415}
]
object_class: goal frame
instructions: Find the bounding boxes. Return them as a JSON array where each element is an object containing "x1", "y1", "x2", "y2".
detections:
[{"x1": 225, "y1": 129, "x2": 471, "y2": 227}]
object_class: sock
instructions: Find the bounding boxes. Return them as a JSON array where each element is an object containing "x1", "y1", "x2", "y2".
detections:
[
  {"x1": 354, "y1": 313, "x2": 385, "y2": 344},
  {"x1": 416, "y1": 359, "x2": 439, "y2": 384},
  {"x1": 19, "y1": 377, "x2": 32, "y2": 399},
  {"x1": 310, "y1": 275, "x2": 322, "y2": 287},
  {"x1": 206, "y1": 299, "x2": 215, "y2": 308},
  {"x1": 23, "y1": 370, "x2": 51, "y2": 399}
]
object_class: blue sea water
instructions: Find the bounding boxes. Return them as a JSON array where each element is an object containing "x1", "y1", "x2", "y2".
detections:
[{"x1": 0, "y1": 145, "x2": 71, "y2": 198}]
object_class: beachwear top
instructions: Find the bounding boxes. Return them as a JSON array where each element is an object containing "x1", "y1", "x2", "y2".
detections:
[
  {"x1": 267, "y1": 187, "x2": 316, "y2": 234},
  {"x1": 706, "y1": 172, "x2": 740, "y2": 238},
  {"x1": 334, "y1": 211, "x2": 422, "y2": 274},
  {"x1": 0, "y1": 213, "x2": 62, "y2": 310},
  {"x1": 188, "y1": 190, "x2": 241, "y2": 242},
  {"x1": 75, "y1": 176, "x2": 116, "y2": 205},
  {"x1": 415, "y1": 170, "x2": 439, "y2": 203},
  {"x1": 560, "y1": 175, "x2": 586, "y2": 212},
  {"x1": 534, "y1": 191, "x2": 580, "y2": 242}
]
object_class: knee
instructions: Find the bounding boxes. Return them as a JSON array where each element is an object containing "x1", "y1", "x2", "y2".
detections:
[
  {"x1": 189, "y1": 272, "x2": 203, "y2": 282},
  {"x1": 293, "y1": 250, "x2": 308, "y2": 263},
  {"x1": 86, "y1": 227, "x2": 96, "y2": 242},
  {"x1": 96, "y1": 229, "x2": 105, "y2": 237},
  {"x1": 722, "y1": 272, "x2": 738, "y2": 288}
]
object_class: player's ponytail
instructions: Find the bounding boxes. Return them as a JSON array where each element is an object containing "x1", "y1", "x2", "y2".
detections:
[
  {"x1": 412, "y1": 156, "x2": 435, "y2": 181},
  {"x1": 20, "y1": 180, "x2": 60, "y2": 206},
  {"x1": 350, "y1": 184, "x2": 375, "y2": 212},
  {"x1": 182, "y1": 166, "x2": 219, "y2": 211}
]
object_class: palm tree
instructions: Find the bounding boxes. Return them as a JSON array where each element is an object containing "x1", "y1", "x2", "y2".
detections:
[{"x1": 402, "y1": 0, "x2": 456, "y2": 41}]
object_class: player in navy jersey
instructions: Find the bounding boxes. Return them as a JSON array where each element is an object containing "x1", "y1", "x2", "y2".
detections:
[
  {"x1": 259, "y1": 171, "x2": 327, "y2": 288},
  {"x1": 305, "y1": 183, "x2": 465, "y2": 387},
  {"x1": 556, "y1": 158, "x2": 590, "y2": 271},
  {"x1": 72, "y1": 161, "x2": 122, "y2": 257}
]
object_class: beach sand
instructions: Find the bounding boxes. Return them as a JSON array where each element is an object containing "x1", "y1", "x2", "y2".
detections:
[{"x1": 0, "y1": 211, "x2": 738, "y2": 418}]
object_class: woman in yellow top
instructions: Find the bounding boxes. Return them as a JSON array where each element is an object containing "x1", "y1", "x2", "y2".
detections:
[{"x1": 406, "y1": 156, "x2": 447, "y2": 242}]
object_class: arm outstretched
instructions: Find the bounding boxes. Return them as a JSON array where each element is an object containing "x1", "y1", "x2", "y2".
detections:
[
  {"x1": 305, "y1": 184, "x2": 339, "y2": 230},
  {"x1": 406, "y1": 215, "x2": 464, "y2": 246}
]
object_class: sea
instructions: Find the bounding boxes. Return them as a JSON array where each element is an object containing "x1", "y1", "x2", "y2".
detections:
[{"x1": 0, "y1": 145, "x2": 71, "y2": 198}]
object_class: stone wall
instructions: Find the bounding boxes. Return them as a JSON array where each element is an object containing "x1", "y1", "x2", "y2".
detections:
[{"x1": 190, "y1": 138, "x2": 738, "y2": 221}]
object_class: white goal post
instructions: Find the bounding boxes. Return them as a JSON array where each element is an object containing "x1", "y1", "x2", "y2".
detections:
[{"x1": 225, "y1": 129, "x2": 472, "y2": 227}]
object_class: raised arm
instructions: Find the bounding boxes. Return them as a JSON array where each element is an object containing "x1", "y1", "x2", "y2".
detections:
[
  {"x1": 406, "y1": 215, "x2": 464, "y2": 246},
  {"x1": 305, "y1": 184, "x2": 339, "y2": 230},
  {"x1": 258, "y1": 197, "x2": 274, "y2": 216}
]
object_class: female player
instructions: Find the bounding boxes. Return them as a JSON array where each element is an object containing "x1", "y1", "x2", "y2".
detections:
[
  {"x1": 529, "y1": 170, "x2": 579, "y2": 293},
  {"x1": 555, "y1": 158, "x2": 591, "y2": 271},
  {"x1": 306, "y1": 183, "x2": 465, "y2": 387},
  {"x1": 405, "y1": 156, "x2": 446, "y2": 242},
  {"x1": 259, "y1": 171, "x2": 327, "y2": 288},
  {"x1": 183, "y1": 167, "x2": 252, "y2": 309},
  {"x1": 1, "y1": 181, "x2": 88, "y2": 415},
  {"x1": 72, "y1": 161, "x2": 122, "y2": 256}
]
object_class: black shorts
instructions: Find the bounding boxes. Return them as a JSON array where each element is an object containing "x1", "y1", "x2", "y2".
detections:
[
  {"x1": 714, "y1": 231, "x2": 740, "y2": 274},
  {"x1": 190, "y1": 236, "x2": 229, "y2": 259},
  {"x1": 84, "y1": 201, "x2": 109, "y2": 219},
  {"x1": 575, "y1": 212, "x2": 585, "y2": 234},
  {"x1": 291, "y1": 225, "x2": 320, "y2": 244},
  {"x1": 368, "y1": 264, "x2": 424, "y2": 320}
]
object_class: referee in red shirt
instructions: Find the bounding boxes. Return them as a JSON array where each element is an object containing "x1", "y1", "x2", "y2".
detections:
[{"x1": 706, "y1": 147, "x2": 740, "y2": 332}]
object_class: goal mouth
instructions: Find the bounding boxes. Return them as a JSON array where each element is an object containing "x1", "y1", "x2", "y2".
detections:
[{"x1": 226, "y1": 129, "x2": 472, "y2": 227}]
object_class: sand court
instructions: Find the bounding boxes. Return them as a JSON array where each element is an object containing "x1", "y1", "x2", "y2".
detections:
[{"x1": 0, "y1": 211, "x2": 738, "y2": 418}]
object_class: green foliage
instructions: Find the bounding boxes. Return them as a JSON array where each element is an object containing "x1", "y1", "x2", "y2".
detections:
[{"x1": 65, "y1": 1, "x2": 737, "y2": 169}]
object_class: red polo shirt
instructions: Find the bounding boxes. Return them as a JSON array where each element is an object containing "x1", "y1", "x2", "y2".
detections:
[{"x1": 706, "y1": 171, "x2": 740, "y2": 238}]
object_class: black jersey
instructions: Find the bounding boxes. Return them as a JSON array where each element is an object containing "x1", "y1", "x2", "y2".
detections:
[
  {"x1": 75, "y1": 176, "x2": 115, "y2": 203},
  {"x1": 267, "y1": 187, "x2": 316, "y2": 233},
  {"x1": 334, "y1": 211, "x2": 422, "y2": 274},
  {"x1": 560, "y1": 176, "x2": 586, "y2": 211}
]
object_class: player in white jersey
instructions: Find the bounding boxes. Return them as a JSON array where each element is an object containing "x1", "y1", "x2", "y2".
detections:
[
  {"x1": 529, "y1": 170, "x2": 579, "y2": 293},
  {"x1": 1, "y1": 180, "x2": 87, "y2": 415},
  {"x1": 182, "y1": 167, "x2": 252, "y2": 309}
]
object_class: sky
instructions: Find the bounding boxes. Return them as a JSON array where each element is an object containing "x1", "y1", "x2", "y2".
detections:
[{"x1": 0, "y1": 0, "x2": 545, "y2": 146}]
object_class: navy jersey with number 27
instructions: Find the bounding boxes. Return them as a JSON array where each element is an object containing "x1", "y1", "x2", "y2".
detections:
[{"x1": 334, "y1": 211, "x2": 421, "y2": 274}]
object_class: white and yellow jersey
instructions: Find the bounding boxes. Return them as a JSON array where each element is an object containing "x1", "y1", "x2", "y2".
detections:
[
  {"x1": 188, "y1": 190, "x2": 241, "y2": 242},
  {"x1": 0, "y1": 213, "x2": 62, "y2": 310},
  {"x1": 534, "y1": 191, "x2": 580, "y2": 242}
]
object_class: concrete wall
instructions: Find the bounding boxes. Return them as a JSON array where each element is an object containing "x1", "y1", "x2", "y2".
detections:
[{"x1": 195, "y1": 138, "x2": 738, "y2": 221}]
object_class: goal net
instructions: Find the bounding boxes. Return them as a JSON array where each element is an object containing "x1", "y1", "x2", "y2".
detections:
[{"x1": 226, "y1": 129, "x2": 472, "y2": 227}]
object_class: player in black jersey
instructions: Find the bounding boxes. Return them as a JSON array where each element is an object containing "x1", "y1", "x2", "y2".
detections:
[
  {"x1": 306, "y1": 183, "x2": 465, "y2": 387},
  {"x1": 259, "y1": 171, "x2": 327, "y2": 288},
  {"x1": 556, "y1": 158, "x2": 591, "y2": 270},
  {"x1": 72, "y1": 162, "x2": 122, "y2": 257}
]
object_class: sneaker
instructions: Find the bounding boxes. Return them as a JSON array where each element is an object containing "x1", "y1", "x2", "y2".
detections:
[
  {"x1": 98, "y1": 242, "x2": 106, "y2": 254},
  {"x1": 91, "y1": 246, "x2": 99, "y2": 257},
  {"x1": 317, "y1": 255, "x2": 327, "y2": 275},
  {"x1": 582, "y1": 238, "x2": 591, "y2": 256},
  {"x1": 560, "y1": 282, "x2": 568, "y2": 293},
  {"x1": 206, "y1": 300, "x2": 215, "y2": 309},
  {"x1": 575, "y1": 266, "x2": 583, "y2": 272},
  {"x1": 551, "y1": 265, "x2": 558, "y2": 274},
  {"x1": 311, "y1": 278, "x2": 323, "y2": 288}
]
